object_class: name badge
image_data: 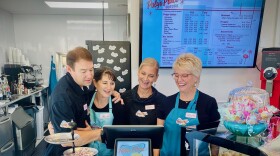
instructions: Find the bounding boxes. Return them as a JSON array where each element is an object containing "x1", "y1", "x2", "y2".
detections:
[
  {"x1": 136, "y1": 110, "x2": 147, "y2": 117},
  {"x1": 185, "y1": 113, "x2": 197, "y2": 118},
  {"x1": 145, "y1": 105, "x2": 155, "y2": 110},
  {"x1": 83, "y1": 104, "x2": 87, "y2": 111},
  {"x1": 100, "y1": 113, "x2": 110, "y2": 119}
]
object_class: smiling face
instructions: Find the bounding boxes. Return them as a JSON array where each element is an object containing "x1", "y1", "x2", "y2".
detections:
[
  {"x1": 172, "y1": 53, "x2": 202, "y2": 93},
  {"x1": 67, "y1": 59, "x2": 94, "y2": 87},
  {"x1": 137, "y1": 65, "x2": 158, "y2": 90},
  {"x1": 172, "y1": 67, "x2": 199, "y2": 93},
  {"x1": 94, "y1": 74, "x2": 116, "y2": 98}
]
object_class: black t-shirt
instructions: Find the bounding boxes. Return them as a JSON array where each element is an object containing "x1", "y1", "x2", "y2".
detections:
[
  {"x1": 157, "y1": 90, "x2": 220, "y2": 124},
  {"x1": 90, "y1": 96, "x2": 127, "y2": 125},
  {"x1": 45, "y1": 73, "x2": 93, "y2": 156},
  {"x1": 121, "y1": 85, "x2": 166, "y2": 125}
]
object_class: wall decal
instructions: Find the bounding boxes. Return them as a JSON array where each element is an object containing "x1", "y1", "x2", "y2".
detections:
[{"x1": 86, "y1": 41, "x2": 131, "y2": 93}]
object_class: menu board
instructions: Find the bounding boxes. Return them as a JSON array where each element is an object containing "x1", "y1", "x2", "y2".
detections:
[{"x1": 140, "y1": 0, "x2": 265, "y2": 67}]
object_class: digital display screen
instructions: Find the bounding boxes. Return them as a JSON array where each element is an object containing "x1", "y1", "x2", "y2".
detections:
[
  {"x1": 140, "y1": 0, "x2": 265, "y2": 68},
  {"x1": 115, "y1": 140, "x2": 151, "y2": 156}
]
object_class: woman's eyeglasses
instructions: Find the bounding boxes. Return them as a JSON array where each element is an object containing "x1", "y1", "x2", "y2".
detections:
[{"x1": 171, "y1": 73, "x2": 192, "y2": 79}]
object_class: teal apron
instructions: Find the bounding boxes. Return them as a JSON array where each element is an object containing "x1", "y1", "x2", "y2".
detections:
[
  {"x1": 89, "y1": 93, "x2": 114, "y2": 156},
  {"x1": 160, "y1": 90, "x2": 199, "y2": 156}
]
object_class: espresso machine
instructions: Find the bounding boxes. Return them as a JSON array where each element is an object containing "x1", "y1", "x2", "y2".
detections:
[
  {"x1": 23, "y1": 64, "x2": 44, "y2": 88},
  {"x1": 260, "y1": 48, "x2": 280, "y2": 109},
  {"x1": 3, "y1": 64, "x2": 22, "y2": 87},
  {"x1": 3, "y1": 64, "x2": 23, "y2": 94},
  {"x1": 4, "y1": 64, "x2": 43, "y2": 92}
]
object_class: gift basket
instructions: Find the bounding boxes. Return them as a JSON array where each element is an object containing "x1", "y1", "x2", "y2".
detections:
[{"x1": 222, "y1": 84, "x2": 278, "y2": 136}]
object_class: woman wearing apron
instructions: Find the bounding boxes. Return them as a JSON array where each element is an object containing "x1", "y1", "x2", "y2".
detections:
[
  {"x1": 89, "y1": 66, "x2": 126, "y2": 156},
  {"x1": 157, "y1": 53, "x2": 220, "y2": 156}
]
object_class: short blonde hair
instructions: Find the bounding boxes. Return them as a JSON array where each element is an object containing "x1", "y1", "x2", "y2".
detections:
[
  {"x1": 173, "y1": 53, "x2": 202, "y2": 78},
  {"x1": 139, "y1": 58, "x2": 159, "y2": 75}
]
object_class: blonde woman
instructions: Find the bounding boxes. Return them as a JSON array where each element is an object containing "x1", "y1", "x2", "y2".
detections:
[
  {"x1": 157, "y1": 53, "x2": 220, "y2": 156},
  {"x1": 121, "y1": 58, "x2": 166, "y2": 125}
]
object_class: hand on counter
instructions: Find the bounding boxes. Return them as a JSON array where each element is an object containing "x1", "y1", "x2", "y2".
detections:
[{"x1": 48, "y1": 120, "x2": 103, "y2": 147}]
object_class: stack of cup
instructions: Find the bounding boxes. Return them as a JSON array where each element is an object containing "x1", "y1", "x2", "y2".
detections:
[
  {"x1": 8, "y1": 47, "x2": 13, "y2": 64},
  {"x1": 8, "y1": 47, "x2": 29, "y2": 65}
]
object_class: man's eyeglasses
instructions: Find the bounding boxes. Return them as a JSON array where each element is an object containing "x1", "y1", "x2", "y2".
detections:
[{"x1": 171, "y1": 73, "x2": 192, "y2": 79}]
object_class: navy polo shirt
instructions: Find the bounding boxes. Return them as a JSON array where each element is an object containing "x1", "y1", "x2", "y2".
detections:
[{"x1": 45, "y1": 73, "x2": 92, "y2": 156}]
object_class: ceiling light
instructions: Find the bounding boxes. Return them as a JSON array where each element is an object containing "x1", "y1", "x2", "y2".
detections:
[{"x1": 45, "y1": 1, "x2": 108, "y2": 9}]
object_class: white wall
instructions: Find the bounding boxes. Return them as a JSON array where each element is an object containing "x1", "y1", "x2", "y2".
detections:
[
  {"x1": 13, "y1": 14, "x2": 127, "y2": 84},
  {"x1": 0, "y1": 9, "x2": 15, "y2": 74},
  {"x1": 130, "y1": 0, "x2": 279, "y2": 102},
  {"x1": 275, "y1": 1, "x2": 280, "y2": 46},
  {"x1": 1, "y1": 0, "x2": 279, "y2": 102}
]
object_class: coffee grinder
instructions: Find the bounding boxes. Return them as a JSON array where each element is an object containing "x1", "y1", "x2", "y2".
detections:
[{"x1": 260, "y1": 48, "x2": 280, "y2": 109}]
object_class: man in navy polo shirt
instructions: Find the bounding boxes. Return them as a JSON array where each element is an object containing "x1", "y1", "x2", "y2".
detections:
[{"x1": 45, "y1": 47, "x2": 120, "y2": 155}]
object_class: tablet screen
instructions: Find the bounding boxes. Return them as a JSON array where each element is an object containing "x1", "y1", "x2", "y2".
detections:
[{"x1": 114, "y1": 138, "x2": 151, "y2": 156}]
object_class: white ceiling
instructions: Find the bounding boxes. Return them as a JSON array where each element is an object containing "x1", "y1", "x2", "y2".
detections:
[{"x1": 0, "y1": 0, "x2": 128, "y2": 16}]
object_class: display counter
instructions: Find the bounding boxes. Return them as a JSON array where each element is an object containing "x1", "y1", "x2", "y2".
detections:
[
  {"x1": 186, "y1": 125, "x2": 280, "y2": 156},
  {"x1": 37, "y1": 123, "x2": 280, "y2": 155}
]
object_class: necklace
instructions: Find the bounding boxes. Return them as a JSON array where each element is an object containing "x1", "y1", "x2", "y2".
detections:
[
  {"x1": 138, "y1": 88, "x2": 152, "y2": 98},
  {"x1": 180, "y1": 90, "x2": 195, "y2": 102}
]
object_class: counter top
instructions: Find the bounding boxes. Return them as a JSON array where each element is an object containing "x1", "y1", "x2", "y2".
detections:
[
  {"x1": 214, "y1": 125, "x2": 280, "y2": 156},
  {"x1": 0, "y1": 87, "x2": 48, "y2": 108},
  {"x1": 258, "y1": 135, "x2": 280, "y2": 156}
]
